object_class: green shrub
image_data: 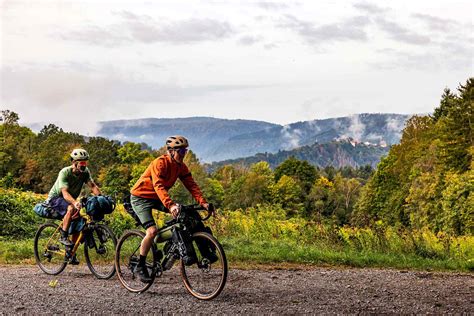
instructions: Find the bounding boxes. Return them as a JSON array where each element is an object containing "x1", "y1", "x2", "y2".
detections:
[{"x1": 0, "y1": 188, "x2": 45, "y2": 239}]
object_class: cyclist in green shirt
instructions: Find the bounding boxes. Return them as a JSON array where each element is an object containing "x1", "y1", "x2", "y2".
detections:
[{"x1": 46, "y1": 149, "x2": 101, "y2": 255}]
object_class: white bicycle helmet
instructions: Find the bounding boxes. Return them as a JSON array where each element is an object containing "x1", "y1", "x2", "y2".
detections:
[{"x1": 70, "y1": 148, "x2": 89, "y2": 161}]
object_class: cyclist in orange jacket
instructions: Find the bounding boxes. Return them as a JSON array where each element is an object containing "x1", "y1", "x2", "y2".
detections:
[{"x1": 130, "y1": 135, "x2": 213, "y2": 282}]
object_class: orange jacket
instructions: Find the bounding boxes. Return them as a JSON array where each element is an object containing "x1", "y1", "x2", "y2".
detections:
[{"x1": 130, "y1": 154, "x2": 206, "y2": 209}]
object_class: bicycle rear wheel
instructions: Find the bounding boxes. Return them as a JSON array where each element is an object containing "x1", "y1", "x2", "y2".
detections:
[
  {"x1": 115, "y1": 230, "x2": 158, "y2": 293},
  {"x1": 34, "y1": 222, "x2": 67, "y2": 275},
  {"x1": 180, "y1": 232, "x2": 227, "y2": 300},
  {"x1": 84, "y1": 224, "x2": 117, "y2": 279}
]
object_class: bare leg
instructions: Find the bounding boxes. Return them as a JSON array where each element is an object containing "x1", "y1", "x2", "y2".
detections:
[
  {"x1": 140, "y1": 226, "x2": 158, "y2": 257},
  {"x1": 62, "y1": 205, "x2": 74, "y2": 232}
]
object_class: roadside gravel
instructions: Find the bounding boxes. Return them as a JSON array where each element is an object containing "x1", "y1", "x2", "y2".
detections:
[{"x1": 0, "y1": 265, "x2": 472, "y2": 314}]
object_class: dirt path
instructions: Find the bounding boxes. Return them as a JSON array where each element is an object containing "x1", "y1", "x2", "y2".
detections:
[{"x1": 0, "y1": 265, "x2": 472, "y2": 314}]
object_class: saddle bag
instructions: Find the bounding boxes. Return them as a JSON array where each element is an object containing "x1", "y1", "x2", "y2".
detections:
[{"x1": 33, "y1": 202, "x2": 61, "y2": 219}]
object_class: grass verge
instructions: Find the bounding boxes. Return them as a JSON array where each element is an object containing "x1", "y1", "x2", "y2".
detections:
[{"x1": 1, "y1": 237, "x2": 472, "y2": 272}]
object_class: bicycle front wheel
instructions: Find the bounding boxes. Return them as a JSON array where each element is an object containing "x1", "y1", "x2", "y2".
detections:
[
  {"x1": 84, "y1": 224, "x2": 117, "y2": 279},
  {"x1": 180, "y1": 232, "x2": 228, "y2": 300},
  {"x1": 115, "y1": 230, "x2": 158, "y2": 293},
  {"x1": 34, "y1": 222, "x2": 67, "y2": 275}
]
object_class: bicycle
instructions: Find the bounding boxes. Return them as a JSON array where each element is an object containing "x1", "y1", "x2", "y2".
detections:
[
  {"x1": 115, "y1": 204, "x2": 228, "y2": 300},
  {"x1": 33, "y1": 199, "x2": 117, "y2": 279}
]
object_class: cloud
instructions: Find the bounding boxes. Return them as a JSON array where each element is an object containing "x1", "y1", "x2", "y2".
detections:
[
  {"x1": 384, "y1": 116, "x2": 407, "y2": 141},
  {"x1": 237, "y1": 35, "x2": 264, "y2": 46},
  {"x1": 411, "y1": 13, "x2": 459, "y2": 31},
  {"x1": 371, "y1": 47, "x2": 471, "y2": 71},
  {"x1": 58, "y1": 12, "x2": 236, "y2": 46},
  {"x1": 353, "y1": 3, "x2": 436, "y2": 46},
  {"x1": 337, "y1": 114, "x2": 366, "y2": 142},
  {"x1": 264, "y1": 42, "x2": 278, "y2": 50},
  {"x1": 281, "y1": 125, "x2": 302, "y2": 149},
  {"x1": 0, "y1": 63, "x2": 267, "y2": 133},
  {"x1": 279, "y1": 15, "x2": 370, "y2": 44},
  {"x1": 353, "y1": 2, "x2": 389, "y2": 14},
  {"x1": 59, "y1": 25, "x2": 130, "y2": 47},
  {"x1": 256, "y1": 2, "x2": 291, "y2": 11},
  {"x1": 375, "y1": 17, "x2": 430, "y2": 45},
  {"x1": 346, "y1": 114, "x2": 365, "y2": 142}
]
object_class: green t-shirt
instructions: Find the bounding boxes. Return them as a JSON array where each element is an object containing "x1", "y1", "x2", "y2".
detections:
[{"x1": 48, "y1": 166, "x2": 92, "y2": 199}]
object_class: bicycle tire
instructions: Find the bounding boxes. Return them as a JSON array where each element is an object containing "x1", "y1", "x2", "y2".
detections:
[
  {"x1": 115, "y1": 229, "x2": 158, "y2": 293},
  {"x1": 34, "y1": 222, "x2": 67, "y2": 275},
  {"x1": 84, "y1": 223, "x2": 117, "y2": 279},
  {"x1": 180, "y1": 232, "x2": 228, "y2": 300}
]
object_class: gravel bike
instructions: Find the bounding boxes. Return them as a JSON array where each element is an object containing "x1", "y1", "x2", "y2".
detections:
[
  {"x1": 115, "y1": 204, "x2": 227, "y2": 300},
  {"x1": 33, "y1": 201, "x2": 117, "y2": 279}
]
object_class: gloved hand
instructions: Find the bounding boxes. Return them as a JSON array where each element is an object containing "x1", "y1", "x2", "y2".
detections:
[{"x1": 170, "y1": 204, "x2": 180, "y2": 218}]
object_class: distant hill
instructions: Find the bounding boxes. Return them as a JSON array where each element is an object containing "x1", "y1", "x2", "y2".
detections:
[
  {"x1": 96, "y1": 113, "x2": 409, "y2": 162},
  {"x1": 96, "y1": 117, "x2": 279, "y2": 162},
  {"x1": 208, "y1": 139, "x2": 390, "y2": 171}
]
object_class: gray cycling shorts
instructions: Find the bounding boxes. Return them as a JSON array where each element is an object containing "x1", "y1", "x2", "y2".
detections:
[{"x1": 130, "y1": 195, "x2": 167, "y2": 229}]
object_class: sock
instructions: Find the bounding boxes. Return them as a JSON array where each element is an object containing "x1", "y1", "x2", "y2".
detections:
[
  {"x1": 139, "y1": 255, "x2": 147, "y2": 266},
  {"x1": 59, "y1": 227, "x2": 68, "y2": 238}
]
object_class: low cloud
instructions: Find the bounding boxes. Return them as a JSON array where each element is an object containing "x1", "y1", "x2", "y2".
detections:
[
  {"x1": 281, "y1": 125, "x2": 302, "y2": 149},
  {"x1": 279, "y1": 15, "x2": 370, "y2": 45},
  {"x1": 59, "y1": 11, "x2": 236, "y2": 46},
  {"x1": 346, "y1": 114, "x2": 365, "y2": 142},
  {"x1": 337, "y1": 114, "x2": 366, "y2": 142}
]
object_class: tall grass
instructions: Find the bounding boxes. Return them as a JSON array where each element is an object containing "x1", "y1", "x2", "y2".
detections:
[{"x1": 0, "y1": 189, "x2": 472, "y2": 271}]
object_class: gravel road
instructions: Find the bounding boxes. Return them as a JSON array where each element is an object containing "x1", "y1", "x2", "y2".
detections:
[{"x1": 0, "y1": 265, "x2": 472, "y2": 314}]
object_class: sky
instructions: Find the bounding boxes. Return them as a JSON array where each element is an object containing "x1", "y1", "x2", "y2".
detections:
[{"x1": 0, "y1": 0, "x2": 472, "y2": 135}]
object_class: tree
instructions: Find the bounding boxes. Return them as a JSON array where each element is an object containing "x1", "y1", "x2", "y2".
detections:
[
  {"x1": 0, "y1": 112, "x2": 37, "y2": 188},
  {"x1": 34, "y1": 131, "x2": 85, "y2": 192},
  {"x1": 224, "y1": 162, "x2": 274, "y2": 209},
  {"x1": 432, "y1": 88, "x2": 456, "y2": 122},
  {"x1": 202, "y1": 178, "x2": 225, "y2": 208},
  {"x1": 274, "y1": 156, "x2": 318, "y2": 193},
  {"x1": 353, "y1": 78, "x2": 473, "y2": 233},
  {"x1": 98, "y1": 164, "x2": 132, "y2": 201},
  {"x1": 84, "y1": 137, "x2": 121, "y2": 178},
  {"x1": 308, "y1": 176, "x2": 334, "y2": 223},
  {"x1": 118, "y1": 142, "x2": 152, "y2": 165},
  {"x1": 0, "y1": 110, "x2": 19, "y2": 125},
  {"x1": 271, "y1": 175, "x2": 304, "y2": 216}
]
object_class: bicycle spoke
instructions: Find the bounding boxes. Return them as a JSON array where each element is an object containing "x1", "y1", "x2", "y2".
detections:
[
  {"x1": 84, "y1": 224, "x2": 117, "y2": 279},
  {"x1": 34, "y1": 223, "x2": 67, "y2": 275},
  {"x1": 115, "y1": 230, "x2": 157, "y2": 293},
  {"x1": 180, "y1": 232, "x2": 227, "y2": 300}
]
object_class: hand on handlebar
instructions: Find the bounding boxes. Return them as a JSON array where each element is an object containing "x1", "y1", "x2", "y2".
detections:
[
  {"x1": 170, "y1": 204, "x2": 180, "y2": 218},
  {"x1": 73, "y1": 201, "x2": 82, "y2": 210},
  {"x1": 202, "y1": 203, "x2": 215, "y2": 217}
]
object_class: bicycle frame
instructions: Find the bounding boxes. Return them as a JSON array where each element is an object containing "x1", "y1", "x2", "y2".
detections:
[{"x1": 43, "y1": 209, "x2": 93, "y2": 258}]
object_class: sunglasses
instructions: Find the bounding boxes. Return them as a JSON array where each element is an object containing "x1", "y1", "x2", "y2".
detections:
[{"x1": 177, "y1": 148, "x2": 188, "y2": 155}]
